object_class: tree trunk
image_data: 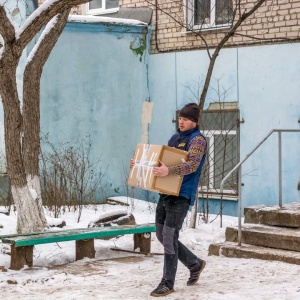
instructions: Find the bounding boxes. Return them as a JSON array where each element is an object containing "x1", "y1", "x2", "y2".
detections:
[
  {"x1": 0, "y1": 54, "x2": 46, "y2": 233},
  {"x1": 0, "y1": 0, "x2": 93, "y2": 234},
  {"x1": 189, "y1": 200, "x2": 198, "y2": 228},
  {"x1": 23, "y1": 10, "x2": 71, "y2": 228}
]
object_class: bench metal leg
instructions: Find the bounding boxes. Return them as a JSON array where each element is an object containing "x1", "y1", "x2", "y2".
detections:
[
  {"x1": 10, "y1": 245, "x2": 33, "y2": 270},
  {"x1": 134, "y1": 232, "x2": 151, "y2": 254},
  {"x1": 76, "y1": 239, "x2": 95, "y2": 260}
]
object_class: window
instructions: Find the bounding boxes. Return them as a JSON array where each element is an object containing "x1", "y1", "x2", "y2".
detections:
[
  {"x1": 86, "y1": 0, "x2": 119, "y2": 15},
  {"x1": 199, "y1": 108, "x2": 239, "y2": 198},
  {"x1": 186, "y1": 0, "x2": 233, "y2": 31}
]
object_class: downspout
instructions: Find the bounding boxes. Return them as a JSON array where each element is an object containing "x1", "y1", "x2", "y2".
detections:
[
  {"x1": 155, "y1": 0, "x2": 160, "y2": 52},
  {"x1": 175, "y1": 52, "x2": 178, "y2": 110}
]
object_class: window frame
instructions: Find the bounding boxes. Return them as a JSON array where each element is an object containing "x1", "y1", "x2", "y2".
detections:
[
  {"x1": 197, "y1": 107, "x2": 240, "y2": 200},
  {"x1": 86, "y1": 0, "x2": 119, "y2": 15},
  {"x1": 186, "y1": 0, "x2": 232, "y2": 31},
  {"x1": 200, "y1": 129, "x2": 238, "y2": 198}
]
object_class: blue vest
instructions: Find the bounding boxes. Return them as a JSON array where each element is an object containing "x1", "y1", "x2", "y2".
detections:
[{"x1": 168, "y1": 127, "x2": 206, "y2": 206}]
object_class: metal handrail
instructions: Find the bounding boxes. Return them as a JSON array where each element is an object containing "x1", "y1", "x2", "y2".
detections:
[{"x1": 220, "y1": 129, "x2": 300, "y2": 246}]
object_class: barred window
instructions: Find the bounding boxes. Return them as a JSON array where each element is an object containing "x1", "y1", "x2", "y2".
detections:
[
  {"x1": 187, "y1": 0, "x2": 233, "y2": 31},
  {"x1": 199, "y1": 108, "x2": 239, "y2": 197}
]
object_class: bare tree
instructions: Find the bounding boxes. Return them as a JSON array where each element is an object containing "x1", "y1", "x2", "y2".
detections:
[
  {"x1": 143, "y1": 0, "x2": 289, "y2": 227},
  {"x1": 0, "y1": 0, "x2": 89, "y2": 233},
  {"x1": 146, "y1": 0, "x2": 300, "y2": 112}
]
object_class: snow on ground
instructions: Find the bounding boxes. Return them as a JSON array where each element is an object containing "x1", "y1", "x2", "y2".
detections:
[{"x1": 0, "y1": 197, "x2": 299, "y2": 300}]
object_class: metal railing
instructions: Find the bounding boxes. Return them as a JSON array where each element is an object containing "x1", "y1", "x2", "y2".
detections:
[{"x1": 220, "y1": 129, "x2": 300, "y2": 246}]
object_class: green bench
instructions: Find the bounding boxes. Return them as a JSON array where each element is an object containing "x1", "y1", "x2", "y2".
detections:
[{"x1": 0, "y1": 223, "x2": 156, "y2": 270}]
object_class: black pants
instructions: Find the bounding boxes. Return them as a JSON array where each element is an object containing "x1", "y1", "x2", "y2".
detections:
[{"x1": 155, "y1": 195, "x2": 202, "y2": 289}]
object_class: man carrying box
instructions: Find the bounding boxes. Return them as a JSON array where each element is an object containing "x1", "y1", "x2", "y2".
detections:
[{"x1": 130, "y1": 103, "x2": 207, "y2": 297}]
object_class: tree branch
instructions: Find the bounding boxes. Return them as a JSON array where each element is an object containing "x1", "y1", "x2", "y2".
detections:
[
  {"x1": 14, "y1": 0, "x2": 90, "y2": 56},
  {"x1": 146, "y1": 0, "x2": 212, "y2": 58},
  {"x1": 0, "y1": 5, "x2": 16, "y2": 45},
  {"x1": 26, "y1": 9, "x2": 71, "y2": 71},
  {"x1": 23, "y1": 9, "x2": 71, "y2": 220},
  {"x1": 23, "y1": 9, "x2": 71, "y2": 176},
  {"x1": 198, "y1": 0, "x2": 268, "y2": 112}
]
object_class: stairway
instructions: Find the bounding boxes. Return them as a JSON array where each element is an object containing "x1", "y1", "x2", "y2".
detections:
[{"x1": 208, "y1": 202, "x2": 300, "y2": 265}]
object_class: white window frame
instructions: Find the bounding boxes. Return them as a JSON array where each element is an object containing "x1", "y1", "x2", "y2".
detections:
[
  {"x1": 186, "y1": 0, "x2": 232, "y2": 31},
  {"x1": 86, "y1": 0, "x2": 119, "y2": 15},
  {"x1": 199, "y1": 130, "x2": 238, "y2": 198}
]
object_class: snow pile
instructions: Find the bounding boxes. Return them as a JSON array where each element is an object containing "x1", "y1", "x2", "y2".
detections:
[{"x1": 0, "y1": 197, "x2": 300, "y2": 300}]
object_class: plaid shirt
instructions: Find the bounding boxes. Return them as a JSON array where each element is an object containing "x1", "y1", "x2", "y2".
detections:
[{"x1": 169, "y1": 135, "x2": 206, "y2": 176}]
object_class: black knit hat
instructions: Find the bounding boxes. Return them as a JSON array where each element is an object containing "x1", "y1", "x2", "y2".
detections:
[{"x1": 179, "y1": 103, "x2": 200, "y2": 123}]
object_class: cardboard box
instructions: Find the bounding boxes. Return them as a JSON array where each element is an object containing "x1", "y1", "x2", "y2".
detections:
[{"x1": 127, "y1": 144, "x2": 188, "y2": 196}]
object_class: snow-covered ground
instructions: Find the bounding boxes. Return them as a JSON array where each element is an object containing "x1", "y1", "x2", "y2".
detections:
[{"x1": 0, "y1": 197, "x2": 299, "y2": 300}]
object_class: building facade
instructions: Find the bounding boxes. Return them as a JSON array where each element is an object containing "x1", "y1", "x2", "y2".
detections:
[{"x1": 1, "y1": 0, "x2": 299, "y2": 215}]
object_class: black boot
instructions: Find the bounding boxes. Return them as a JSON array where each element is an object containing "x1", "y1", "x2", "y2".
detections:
[
  {"x1": 150, "y1": 253, "x2": 177, "y2": 297},
  {"x1": 177, "y1": 240, "x2": 206, "y2": 285},
  {"x1": 187, "y1": 260, "x2": 206, "y2": 286},
  {"x1": 150, "y1": 279, "x2": 175, "y2": 297}
]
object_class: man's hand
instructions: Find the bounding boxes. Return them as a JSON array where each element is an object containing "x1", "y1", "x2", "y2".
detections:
[
  {"x1": 130, "y1": 159, "x2": 135, "y2": 169},
  {"x1": 153, "y1": 161, "x2": 169, "y2": 177}
]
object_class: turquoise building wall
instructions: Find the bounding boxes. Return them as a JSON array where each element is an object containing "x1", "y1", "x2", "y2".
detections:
[
  {"x1": 40, "y1": 21, "x2": 150, "y2": 200},
  {"x1": 1, "y1": 7, "x2": 299, "y2": 214},
  {"x1": 40, "y1": 20, "x2": 299, "y2": 213},
  {"x1": 148, "y1": 44, "x2": 300, "y2": 216}
]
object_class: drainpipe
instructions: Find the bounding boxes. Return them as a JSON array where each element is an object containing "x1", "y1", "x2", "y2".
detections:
[{"x1": 155, "y1": 0, "x2": 160, "y2": 53}]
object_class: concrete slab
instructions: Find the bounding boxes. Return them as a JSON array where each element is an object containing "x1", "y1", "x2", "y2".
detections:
[
  {"x1": 244, "y1": 202, "x2": 300, "y2": 227},
  {"x1": 209, "y1": 241, "x2": 300, "y2": 265},
  {"x1": 225, "y1": 224, "x2": 300, "y2": 251}
]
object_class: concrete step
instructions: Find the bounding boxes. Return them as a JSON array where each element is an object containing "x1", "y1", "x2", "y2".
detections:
[
  {"x1": 225, "y1": 224, "x2": 300, "y2": 252},
  {"x1": 244, "y1": 202, "x2": 300, "y2": 228},
  {"x1": 208, "y1": 241, "x2": 300, "y2": 265}
]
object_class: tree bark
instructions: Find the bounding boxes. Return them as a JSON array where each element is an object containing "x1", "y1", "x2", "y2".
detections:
[
  {"x1": 0, "y1": 54, "x2": 44, "y2": 232},
  {"x1": 0, "y1": 0, "x2": 90, "y2": 233},
  {"x1": 23, "y1": 10, "x2": 71, "y2": 229},
  {"x1": 0, "y1": 56, "x2": 25, "y2": 188},
  {"x1": 189, "y1": 200, "x2": 198, "y2": 228}
]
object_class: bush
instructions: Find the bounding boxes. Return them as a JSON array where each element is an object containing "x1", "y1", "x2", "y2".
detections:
[{"x1": 40, "y1": 134, "x2": 106, "y2": 222}]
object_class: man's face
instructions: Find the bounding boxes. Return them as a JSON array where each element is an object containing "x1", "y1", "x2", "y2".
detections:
[{"x1": 178, "y1": 117, "x2": 197, "y2": 132}]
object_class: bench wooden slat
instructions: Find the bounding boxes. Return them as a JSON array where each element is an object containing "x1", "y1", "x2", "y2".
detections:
[{"x1": 1, "y1": 223, "x2": 156, "y2": 247}]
